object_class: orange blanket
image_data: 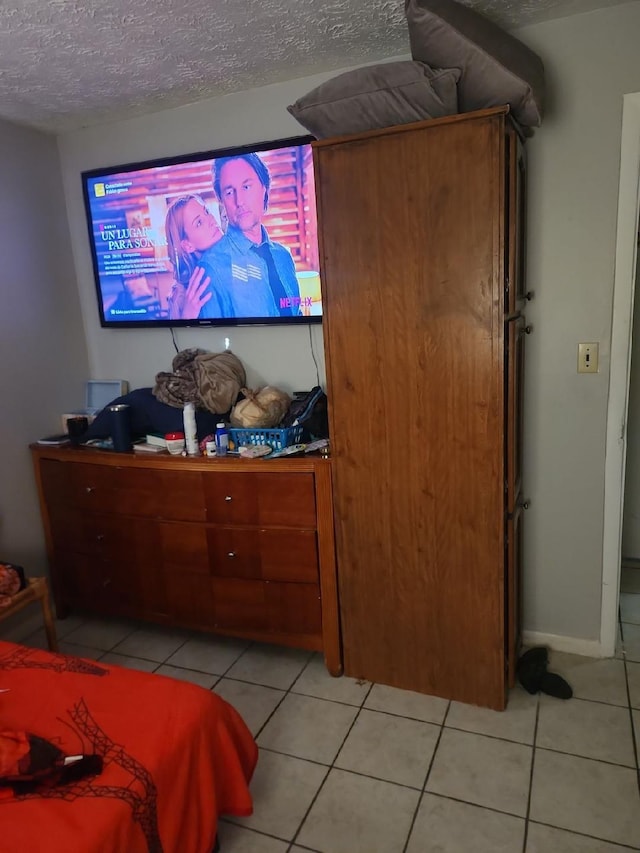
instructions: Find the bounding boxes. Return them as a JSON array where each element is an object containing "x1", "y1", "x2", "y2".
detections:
[{"x1": 0, "y1": 640, "x2": 257, "y2": 853}]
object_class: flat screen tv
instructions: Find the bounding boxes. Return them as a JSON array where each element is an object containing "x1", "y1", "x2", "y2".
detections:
[{"x1": 81, "y1": 135, "x2": 322, "y2": 328}]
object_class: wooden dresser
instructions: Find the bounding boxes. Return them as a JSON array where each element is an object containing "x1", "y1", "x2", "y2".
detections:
[
  {"x1": 314, "y1": 108, "x2": 527, "y2": 708},
  {"x1": 30, "y1": 446, "x2": 341, "y2": 675}
]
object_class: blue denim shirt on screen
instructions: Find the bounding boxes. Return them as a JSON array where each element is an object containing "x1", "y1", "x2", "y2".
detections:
[{"x1": 198, "y1": 225, "x2": 301, "y2": 320}]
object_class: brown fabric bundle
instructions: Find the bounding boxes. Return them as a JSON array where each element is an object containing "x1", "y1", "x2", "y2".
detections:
[
  {"x1": 153, "y1": 349, "x2": 246, "y2": 415},
  {"x1": 230, "y1": 387, "x2": 291, "y2": 429},
  {"x1": 194, "y1": 352, "x2": 247, "y2": 415}
]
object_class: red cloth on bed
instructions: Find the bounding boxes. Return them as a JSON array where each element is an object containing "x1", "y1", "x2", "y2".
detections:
[{"x1": 0, "y1": 640, "x2": 257, "y2": 853}]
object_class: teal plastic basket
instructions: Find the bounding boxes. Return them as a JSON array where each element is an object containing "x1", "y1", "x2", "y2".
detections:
[{"x1": 229, "y1": 425, "x2": 303, "y2": 451}]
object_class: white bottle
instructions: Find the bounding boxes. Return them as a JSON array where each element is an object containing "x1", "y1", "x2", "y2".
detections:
[{"x1": 183, "y1": 402, "x2": 199, "y2": 456}]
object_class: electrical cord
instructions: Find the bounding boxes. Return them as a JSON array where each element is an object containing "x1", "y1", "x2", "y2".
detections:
[{"x1": 308, "y1": 324, "x2": 321, "y2": 387}]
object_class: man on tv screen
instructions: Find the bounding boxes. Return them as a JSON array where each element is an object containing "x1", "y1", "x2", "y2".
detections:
[{"x1": 197, "y1": 152, "x2": 302, "y2": 319}]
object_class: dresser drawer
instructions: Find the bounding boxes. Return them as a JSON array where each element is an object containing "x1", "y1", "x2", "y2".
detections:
[
  {"x1": 41, "y1": 459, "x2": 206, "y2": 521},
  {"x1": 51, "y1": 510, "x2": 160, "y2": 563},
  {"x1": 212, "y1": 578, "x2": 321, "y2": 636},
  {"x1": 54, "y1": 550, "x2": 159, "y2": 617},
  {"x1": 204, "y1": 472, "x2": 316, "y2": 527},
  {"x1": 208, "y1": 527, "x2": 319, "y2": 582},
  {"x1": 162, "y1": 570, "x2": 215, "y2": 626}
]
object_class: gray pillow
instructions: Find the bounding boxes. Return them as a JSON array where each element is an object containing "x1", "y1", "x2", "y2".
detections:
[
  {"x1": 405, "y1": 0, "x2": 544, "y2": 127},
  {"x1": 287, "y1": 61, "x2": 460, "y2": 139}
]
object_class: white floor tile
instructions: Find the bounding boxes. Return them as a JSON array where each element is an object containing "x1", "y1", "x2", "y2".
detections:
[
  {"x1": 26, "y1": 614, "x2": 85, "y2": 642},
  {"x1": 0, "y1": 610, "x2": 43, "y2": 643},
  {"x1": 426, "y1": 729, "x2": 532, "y2": 817},
  {"x1": 364, "y1": 682, "x2": 449, "y2": 724},
  {"x1": 407, "y1": 794, "x2": 525, "y2": 853},
  {"x1": 620, "y1": 592, "x2": 640, "y2": 624},
  {"x1": 549, "y1": 652, "x2": 629, "y2": 706},
  {"x1": 20, "y1": 629, "x2": 50, "y2": 650},
  {"x1": 232, "y1": 749, "x2": 327, "y2": 840},
  {"x1": 53, "y1": 615, "x2": 86, "y2": 638},
  {"x1": 225, "y1": 643, "x2": 312, "y2": 689},
  {"x1": 537, "y1": 695, "x2": 635, "y2": 766},
  {"x1": 155, "y1": 664, "x2": 218, "y2": 689},
  {"x1": 628, "y1": 661, "x2": 640, "y2": 709},
  {"x1": 111, "y1": 626, "x2": 188, "y2": 662},
  {"x1": 63, "y1": 618, "x2": 135, "y2": 651},
  {"x1": 620, "y1": 568, "x2": 640, "y2": 594},
  {"x1": 58, "y1": 641, "x2": 105, "y2": 660},
  {"x1": 446, "y1": 686, "x2": 537, "y2": 744},
  {"x1": 214, "y1": 678, "x2": 285, "y2": 736},
  {"x1": 216, "y1": 821, "x2": 288, "y2": 852},
  {"x1": 335, "y1": 708, "x2": 439, "y2": 788},
  {"x1": 526, "y1": 821, "x2": 638, "y2": 852},
  {"x1": 257, "y1": 693, "x2": 358, "y2": 764},
  {"x1": 166, "y1": 634, "x2": 249, "y2": 674},
  {"x1": 292, "y1": 653, "x2": 370, "y2": 705},
  {"x1": 297, "y1": 768, "x2": 420, "y2": 853},
  {"x1": 530, "y1": 749, "x2": 640, "y2": 848},
  {"x1": 99, "y1": 652, "x2": 158, "y2": 672},
  {"x1": 622, "y1": 622, "x2": 640, "y2": 662}
]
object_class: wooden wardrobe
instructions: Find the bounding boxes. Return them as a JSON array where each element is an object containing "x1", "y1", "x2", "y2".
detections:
[{"x1": 313, "y1": 107, "x2": 527, "y2": 710}]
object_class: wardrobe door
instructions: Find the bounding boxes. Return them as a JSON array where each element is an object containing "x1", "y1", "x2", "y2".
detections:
[{"x1": 315, "y1": 111, "x2": 508, "y2": 708}]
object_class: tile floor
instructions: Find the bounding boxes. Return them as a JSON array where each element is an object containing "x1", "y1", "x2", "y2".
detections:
[{"x1": 2, "y1": 590, "x2": 640, "y2": 853}]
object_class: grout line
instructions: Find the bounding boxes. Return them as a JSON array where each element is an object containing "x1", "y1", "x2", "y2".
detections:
[
  {"x1": 218, "y1": 818, "x2": 306, "y2": 849},
  {"x1": 533, "y1": 743, "x2": 637, "y2": 771},
  {"x1": 521, "y1": 694, "x2": 541, "y2": 853},
  {"x1": 621, "y1": 633, "x2": 640, "y2": 790},
  {"x1": 288, "y1": 680, "x2": 375, "y2": 849},
  {"x1": 527, "y1": 819, "x2": 640, "y2": 851},
  {"x1": 401, "y1": 701, "x2": 451, "y2": 853},
  {"x1": 247, "y1": 649, "x2": 316, "y2": 741}
]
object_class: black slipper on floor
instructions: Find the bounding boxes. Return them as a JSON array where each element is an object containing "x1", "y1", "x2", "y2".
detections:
[{"x1": 516, "y1": 646, "x2": 572, "y2": 699}]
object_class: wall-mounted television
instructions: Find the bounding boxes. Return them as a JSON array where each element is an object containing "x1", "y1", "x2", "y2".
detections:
[{"x1": 81, "y1": 135, "x2": 322, "y2": 328}]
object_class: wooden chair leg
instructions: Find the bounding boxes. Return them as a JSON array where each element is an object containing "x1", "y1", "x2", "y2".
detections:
[{"x1": 38, "y1": 579, "x2": 59, "y2": 653}]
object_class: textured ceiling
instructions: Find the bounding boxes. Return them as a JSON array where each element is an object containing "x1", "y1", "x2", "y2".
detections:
[{"x1": 0, "y1": 0, "x2": 630, "y2": 134}]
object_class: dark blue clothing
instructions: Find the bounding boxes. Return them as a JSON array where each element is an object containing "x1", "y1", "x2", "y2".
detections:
[{"x1": 198, "y1": 225, "x2": 301, "y2": 320}]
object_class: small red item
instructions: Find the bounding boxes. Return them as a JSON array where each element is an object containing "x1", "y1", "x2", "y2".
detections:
[{"x1": 164, "y1": 432, "x2": 185, "y2": 440}]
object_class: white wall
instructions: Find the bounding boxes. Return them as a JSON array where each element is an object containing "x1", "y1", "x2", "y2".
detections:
[
  {"x1": 55, "y1": 1, "x2": 640, "y2": 644},
  {"x1": 0, "y1": 119, "x2": 89, "y2": 570},
  {"x1": 56, "y1": 69, "x2": 393, "y2": 393},
  {"x1": 518, "y1": 1, "x2": 640, "y2": 640}
]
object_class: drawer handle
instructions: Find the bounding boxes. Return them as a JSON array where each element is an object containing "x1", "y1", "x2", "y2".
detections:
[
  {"x1": 224, "y1": 495, "x2": 233, "y2": 502},
  {"x1": 85, "y1": 486, "x2": 94, "y2": 494},
  {"x1": 96, "y1": 534, "x2": 105, "y2": 542},
  {"x1": 227, "y1": 551, "x2": 236, "y2": 559}
]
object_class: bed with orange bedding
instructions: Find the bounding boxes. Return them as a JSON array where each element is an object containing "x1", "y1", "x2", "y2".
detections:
[{"x1": 0, "y1": 640, "x2": 257, "y2": 853}]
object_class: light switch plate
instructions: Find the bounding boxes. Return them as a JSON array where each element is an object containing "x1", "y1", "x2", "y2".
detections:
[{"x1": 578, "y1": 342, "x2": 599, "y2": 373}]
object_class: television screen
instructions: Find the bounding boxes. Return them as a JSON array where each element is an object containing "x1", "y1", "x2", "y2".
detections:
[{"x1": 81, "y1": 135, "x2": 322, "y2": 328}]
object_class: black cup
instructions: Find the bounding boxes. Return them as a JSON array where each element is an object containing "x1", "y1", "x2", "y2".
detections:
[
  {"x1": 108, "y1": 404, "x2": 132, "y2": 452},
  {"x1": 67, "y1": 416, "x2": 89, "y2": 445}
]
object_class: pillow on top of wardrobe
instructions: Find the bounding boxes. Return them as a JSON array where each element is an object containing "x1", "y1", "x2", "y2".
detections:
[
  {"x1": 287, "y1": 61, "x2": 460, "y2": 139},
  {"x1": 405, "y1": 0, "x2": 544, "y2": 127}
]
